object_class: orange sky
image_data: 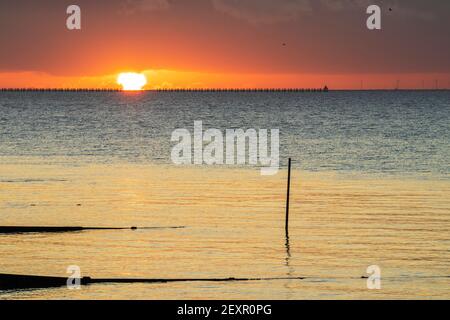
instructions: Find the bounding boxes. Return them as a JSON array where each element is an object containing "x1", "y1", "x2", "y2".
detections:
[
  {"x1": 0, "y1": 0, "x2": 449, "y2": 89},
  {"x1": 1, "y1": 70, "x2": 449, "y2": 90}
]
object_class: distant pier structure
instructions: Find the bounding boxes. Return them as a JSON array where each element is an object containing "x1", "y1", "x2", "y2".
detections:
[
  {"x1": 0, "y1": 86, "x2": 331, "y2": 92},
  {"x1": 154, "y1": 86, "x2": 330, "y2": 92},
  {"x1": 3, "y1": 86, "x2": 450, "y2": 92}
]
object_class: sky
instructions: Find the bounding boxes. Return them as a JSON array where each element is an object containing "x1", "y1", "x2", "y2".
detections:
[{"x1": 0, "y1": 0, "x2": 449, "y2": 89}]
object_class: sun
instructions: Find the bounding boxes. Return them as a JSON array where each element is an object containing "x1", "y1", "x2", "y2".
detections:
[{"x1": 117, "y1": 72, "x2": 147, "y2": 91}]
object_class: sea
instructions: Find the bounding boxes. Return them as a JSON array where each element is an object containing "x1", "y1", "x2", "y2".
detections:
[{"x1": 0, "y1": 90, "x2": 449, "y2": 299}]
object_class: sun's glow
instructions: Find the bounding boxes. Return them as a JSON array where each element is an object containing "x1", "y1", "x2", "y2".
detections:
[{"x1": 117, "y1": 72, "x2": 147, "y2": 91}]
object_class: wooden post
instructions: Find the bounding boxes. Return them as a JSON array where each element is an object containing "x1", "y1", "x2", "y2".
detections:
[{"x1": 285, "y1": 158, "x2": 292, "y2": 233}]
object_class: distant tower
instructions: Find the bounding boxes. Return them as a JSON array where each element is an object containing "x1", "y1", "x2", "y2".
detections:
[{"x1": 323, "y1": 85, "x2": 329, "y2": 92}]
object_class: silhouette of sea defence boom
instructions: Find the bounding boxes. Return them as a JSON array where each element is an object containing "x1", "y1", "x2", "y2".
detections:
[
  {"x1": 0, "y1": 273, "x2": 76, "y2": 290},
  {"x1": 0, "y1": 87, "x2": 329, "y2": 92},
  {"x1": 0, "y1": 226, "x2": 184, "y2": 234},
  {"x1": 0, "y1": 273, "x2": 304, "y2": 290}
]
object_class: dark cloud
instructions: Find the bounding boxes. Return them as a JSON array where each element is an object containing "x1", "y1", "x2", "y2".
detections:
[
  {"x1": 120, "y1": 0, "x2": 171, "y2": 15},
  {"x1": 211, "y1": 0, "x2": 313, "y2": 24},
  {"x1": 212, "y1": 0, "x2": 447, "y2": 23}
]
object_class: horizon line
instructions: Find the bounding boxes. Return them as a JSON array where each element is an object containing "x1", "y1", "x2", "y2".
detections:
[
  {"x1": 0, "y1": 87, "x2": 449, "y2": 92},
  {"x1": 1, "y1": 87, "x2": 330, "y2": 92}
]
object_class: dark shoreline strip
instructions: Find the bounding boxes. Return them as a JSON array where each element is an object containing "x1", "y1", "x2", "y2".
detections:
[
  {"x1": 0, "y1": 226, "x2": 185, "y2": 234},
  {"x1": 2, "y1": 273, "x2": 449, "y2": 291},
  {"x1": 0, "y1": 273, "x2": 304, "y2": 290}
]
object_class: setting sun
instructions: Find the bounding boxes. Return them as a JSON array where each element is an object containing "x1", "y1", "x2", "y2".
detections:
[{"x1": 117, "y1": 72, "x2": 147, "y2": 91}]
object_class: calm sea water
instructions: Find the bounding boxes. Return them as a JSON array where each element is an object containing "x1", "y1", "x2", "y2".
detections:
[
  {"x1": 0, "y1": 91, "x2": 449, "y2": 299},
  {"x1": 0, "y1": 91, "x2": 449, "y2": 177}
]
